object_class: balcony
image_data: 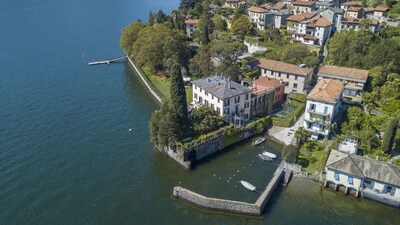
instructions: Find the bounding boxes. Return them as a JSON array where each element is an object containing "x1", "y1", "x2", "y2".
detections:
[{"x1": 307, "y1": 108, "x2": 330, "y2": 117}]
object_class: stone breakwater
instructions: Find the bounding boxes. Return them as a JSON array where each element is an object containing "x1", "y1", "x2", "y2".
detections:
[{"x1": 173, "y1": 161, "x2": 287, "y2": 216}]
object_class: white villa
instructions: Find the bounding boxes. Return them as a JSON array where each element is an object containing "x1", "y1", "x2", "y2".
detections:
[
  {"x1": 304, "y1": 79, "x2": 344, "y2": 139},
  {"x1": 318, "y1": 65, "x2": 369, "y2": 100},
  {"x1": 251, "y1": 59, "x2": 312, "y2": 94},
  {"x1": 185, "y1": 19, "x2": 199, "y2": 38},
  {"x1": 325, "y1": 150, "x2": 400, "y2": 208},
  {"x1": 292, "y1": 0, "x2": 317, "y2": 15},
  {"x1": 192, "y1": 76, "x2": 252, "y2": 127},
  {"x1": 248, "y1": 6, "x2": 273, "y2": 30},
  {"x1": 292, "y1": 15, "x2": 332, "y2": 46}
]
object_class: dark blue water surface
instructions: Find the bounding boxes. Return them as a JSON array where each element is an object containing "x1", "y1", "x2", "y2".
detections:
[{"x1": 0, "y1": 1, "x2": 399, "y2": 224}]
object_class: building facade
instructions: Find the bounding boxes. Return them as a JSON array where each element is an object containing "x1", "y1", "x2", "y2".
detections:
[
  {"x1": 185, "y1": 19, "x2": 199, "y2": 38},
  {"x1": 192, "y1": 76, "x2": 252, "y2": 127},
  {"x1": 318, "y1": 65, "x2": 369, "y2": 100},
  {"x1": 292, "y1": 16, "x2": 332, "y2": 45},
  {"x1": 325, "y1": 150, "x2": 400, "y2": 208},
  {"x1": 252, "y1": 59, "x2": 312, "y2": 94},
  {"x1": 252, "y1": 76, "x2": 285, "y2": 108},
  {"x1": 304, "y1": 79, "x2": 344, "y2": 139},
  {"x1": 248, "y1": 6, "x2": 274, "y2": 30},
  {"x1": 292, "y1": 1, "x2": 317, "y2": 15}
]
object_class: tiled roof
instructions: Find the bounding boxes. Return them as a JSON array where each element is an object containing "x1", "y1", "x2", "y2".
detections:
[
  {"x1": 314, "y1": 17, "x2": 333, "y2": 27},
  {"x1": 347, "y1": 6, "x2": 362, "y2": 12},
  {"x1": 292, "y1": 1, "x2": 316, "y2": 6},
  {"x1": 273, "y1": 2, "x2": 287, "y2": 10},
  {"x1": 287, "y1": 12, "x2": 319, "y2": 22},
  {"x1": 374, "y1": 5, "x2": 389, "y2": 12},
  {"x1": 326, "y1": 150, "x2": 400, "y2": 187},
  {"x1": 248, "y1": 6, "x2": 269, "y2": 13},
  {"x1": 319, "y1": 65, "x2": 369, "y2": 81},
  {"x1": 192, "y1": 76, "x2": 251, "y2": 100},
  {"x1": 342, "y1": 1, "x2": 362, "y2": 6},
  {"x1": 253, "y1": 76, "x2": 285, "y2": 89},
  {"x1": 185, "y1": 19, "x2": 199, "y2": 24},
  {"x1": 341, "y1": 18, "x2": 378, "y2": 25},
  {"x1": 307, "y1": 79, "x2": 344, "y2": 104},
  {"x1": 257, "y1": 59, "x2": 312, "y2": 76}
]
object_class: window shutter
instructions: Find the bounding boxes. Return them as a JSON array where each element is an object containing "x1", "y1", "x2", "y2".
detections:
[
  {"x1": 382, "y1": 184, "x2": 387, "y2": 194},
  {"x1": 390, "y1": 187, "x2": 396, "y2": 197},
  {"x1": 370, "y1": 181, "x2": 375, "y2": 190}
]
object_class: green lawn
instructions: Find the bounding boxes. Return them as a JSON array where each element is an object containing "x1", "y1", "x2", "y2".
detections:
[
  {"x1": 299, "y1": 141, "x2": 329, "y2": 174},
  {"x1": 142, "y1": 66, "x2": 192, "y2": 104}
]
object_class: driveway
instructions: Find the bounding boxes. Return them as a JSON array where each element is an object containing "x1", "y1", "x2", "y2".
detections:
[{"x1": 268, "y1": 113, "x2": 305, "y2": 145}]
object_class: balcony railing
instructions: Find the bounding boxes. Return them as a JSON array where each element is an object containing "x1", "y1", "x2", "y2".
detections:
[{"x1": 307, "y1": 109, "x2": 330, "y2": 116}]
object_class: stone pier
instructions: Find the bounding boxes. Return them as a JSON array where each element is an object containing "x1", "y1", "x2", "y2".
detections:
[{"x1": 173, "y1": 161, "x2": 287, "y2": 216}]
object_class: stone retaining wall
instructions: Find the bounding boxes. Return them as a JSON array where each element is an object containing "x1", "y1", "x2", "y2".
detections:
[{"x1": 173, "y1": 161, "x2": 286, "y2": 216}]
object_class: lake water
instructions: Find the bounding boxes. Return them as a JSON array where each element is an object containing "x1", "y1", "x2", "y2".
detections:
[{"x1": 0, "y1": 0, "x2": 399, "y2": 224}]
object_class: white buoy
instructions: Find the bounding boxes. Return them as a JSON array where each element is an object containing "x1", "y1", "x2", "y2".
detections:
[
  {"x1": 233, "y1": 174, "x2": 235, "y2": 177},
  {"x1": 213, "y1": 173, "x2": 216, "y2": 177},
  {"x1": 129, "y1": 128, "x2": 132, "y2": 131},
  {"x1": 237, "y1": 170, "x2": 239, "y2": 172},
  {"x1": 219, "y1": 177, "x2": 221, "y2": 179},
  {"x1": 229, "y1": 177, "x2": 231, "y2": 179}
]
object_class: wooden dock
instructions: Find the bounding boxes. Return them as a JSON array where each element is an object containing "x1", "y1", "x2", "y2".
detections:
[{"x1": 88, "y1": 56, "x2": 127, "y2": 65}]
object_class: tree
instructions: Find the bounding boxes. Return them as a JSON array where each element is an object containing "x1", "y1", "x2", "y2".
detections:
[
  {"x1": 231, "y1": 15, "x2": 253, "y2": 36},
  {"x1": 212, "y1": 15, "x2": 227, "y2": 31},
  {"x1": 196, "y1": 14, "x2": 214, "y2": 45},
  {"x1": 281, "y1": 44, "x2": 317, "y2": 67},
  {"x1": 382, "y1": 117, "x2": 398, "y2": 153},
  {"x1": 282, "y1": 145, "x2": 300, "y2": 162},
  {"x1": 216, "y1": 59, "x2": 241, "y2": 82},
  {"x1": 192, "y1": 44, "x2": 215, "y2": 77},
  {"x1": 169, "y1": 64, "x2": 188, "y2": 129},
  {"x1": 191, "y1": 106, "x2": 225, "y2": 134},
  {"x1": 120, "y1": 22, "x2": 143, "y2": 55},
  {"x1": 294, "y1": 127, "x2": 310, "y2": 145}
]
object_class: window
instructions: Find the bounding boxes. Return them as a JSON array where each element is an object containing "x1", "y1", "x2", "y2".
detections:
[
  {"x1": 224, "y1": 99, "x2": 230, "y2": 107},
  {"x1": 347, "y1": 176, "x2": 353, "y2": 185},
  {"x1": 295, "y1": 75, "x2": 298, "y2": 80},
  {"x1": 324, "y1": 106, "x2": 328, "y2": 114},
  {"x1": 235, "y1": 104, "x2": 239, "y2": 114},
  {"x1": 224, "y1": 107, "x2": 229, "y2": 114},
  {"x1": 217, "y1": 107, "x2": 221, "y2": 114},
  {"x1": 212, "y1": 95, "x2": 214, "y2": 100},
  {"x1": 194, "y1": 93, "x2": 198, "y2": 100},
  {"x1": 205, "y1": 100, "x2": 208, "y2": 105},
  {"x1": 278, "y1": 72, "x2": 281, "y2": 77},
  {"x1": 334, "y1": 172, "x2": 339, "y2": 180},
  {"x1": 211, "y1": 103, "x2": 214, "y2": 109},
  {"x1": 286, "y1": 74, "x2": 289, "y2": 78},
  {"x1": 246, "y1": 94, "x2": 249, "y2": 100},
  {"x1": 235, "y1": 96, "x2": 240, "y2": 103},
  {"x1": 285, "y1": 82, "x2": 289, "y2": 86},
  {"x1": 293, "y1": 83, "x2": 298, "y2": 88}
]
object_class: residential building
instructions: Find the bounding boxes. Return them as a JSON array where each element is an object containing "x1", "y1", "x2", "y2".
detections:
[
  {"x1": 192, "y1": 76, "x2": 252, "y2": 127},
  {"x1": 292, "y1": 1, "x2": 317, "y2": 15},
  {"x1": 338, "y1": 18, "x2": 380, "y2": 32},
  {"x1": 333, "y1": 135, "x2": 359, "y2": 154},
  {"x1": 344, "y1": 7, "x2": 363, "y2": 18},
  {"x1": 319, "y1": 7, "x2": 344, "y2": 32},
  {"x1": 274, "y1": 9, "x2": 292, "y2": 28},
  {"x1": 304, "y1": 79, "x2": 344, "y2": 139},
  {"x1": 318, "y1": 65, "x2": 369, "y2": 100},
  {"x1": 224, "y1": 0, "x2": 240, "y2": 8},
  {"x1": 248, "y1": 6, "x2": 274, "y2": 30},
  {"x1": 272, "y1": 2, "x2": 288, "y2": 11},
  {"x1": 340, "y1": 1, "x2": 362, "y2": 10},
  {"x1": 287, "y1": 11, "x2": 319, "y2": 32},
  {"x1": 292, "y1": 16, "x2": 332, "y2": 45},
  {"x1": 185, "y1": 19, "x2": 199, "y2": 38},
  {"x1": 252, "y1": 59, "x2": 313, "y2": 94},
  {"x1": 325, "y1": 150, "x2": 400, "y2": 208},
  {"x1": 315, "y1": 0, "x2": 335, "y2": 9},
  {"x1": 371, "y1": 5, "x2": 390, "y2": 17},
  {"x1": 252, "y1": 76, "x2": 285, "y2": 108},
  {"x1": 251, "y1": 81, "x2": 275, "y2": 117}
]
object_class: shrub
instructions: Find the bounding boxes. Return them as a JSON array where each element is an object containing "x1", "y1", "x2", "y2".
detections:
[
  {"x1": 282, "y1": 144, "x2": 300, "y2": 162},
  {"x1": 382, "y1": 117, "x2": 398, "y2": 153},
  {"x1": 271, "y1": 103, "x2": 305, "y2": 127}
]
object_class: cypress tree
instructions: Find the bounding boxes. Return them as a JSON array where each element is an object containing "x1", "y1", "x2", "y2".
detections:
[
  {"x1": 382, "y1": 117, "x2": 398, "y2": 153},
  {"x1": 169, "y1": 64, "x2": 188, "y2": 130}
]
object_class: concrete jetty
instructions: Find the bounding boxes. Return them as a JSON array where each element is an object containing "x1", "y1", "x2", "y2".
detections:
[
  {"x1": 173, "y1": 161, "x2": 287, "y2": 216},
  {"x1": 88, "y1": 56, "x2": 127, "y2": 65}
]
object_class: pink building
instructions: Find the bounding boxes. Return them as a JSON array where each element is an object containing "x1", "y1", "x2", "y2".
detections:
[{"x1": 253, "y1": 77, "x2": 285, "y2": 108}]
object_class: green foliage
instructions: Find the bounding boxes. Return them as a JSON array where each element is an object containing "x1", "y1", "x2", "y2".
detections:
[
  {"x1": 294, "y1": 127, "x2": 310, "y2": 145},
  {"x1": 244, "y1": 116, "x2": 272, "y2": 133},
  {"x1": 215, "y1": 59, "x2": 241, "y2": 82},
  {"x1": 382, "y1": 117, "x2": 398, "y2": 153},
  {"x1": 212, "y1": 14, "x2": 227, "y2": 31},
  {"x1": 169, "y1": 64, "x2": 188, "y2": 128},
  {"x1": 196, "y1": 14, "x2": 214, "y2": 45},
  {"x1": 393, "y1": 158, "x2": 400, "y2": 166},
  {"x1": 281, "y1": 43, "x2": 319, "y2": 67},
  {"x1": 190, "y1": 44, "x2": 215, "y2": 77},
  {"x1": 191, "y1": 106, "x2": 225, "y2": 134},
  {"x1": 231, "y1": 15, "x2": 253, "y2": 36},
  {"x1": 282, "y1": 145, "x2": 300, "y2": 162},
  {"x1": 288, "y1": 93, "x2": 307, "y2": 103},
  {"x1": 120, "y1": 22, "x2": 143, "y2": 56}
]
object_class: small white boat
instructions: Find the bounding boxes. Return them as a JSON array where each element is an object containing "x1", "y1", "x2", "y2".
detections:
[
  {"x1": 258, "y1": 154, "x2": 273, "y2": 161},
  {"x1": 251, "y1": 137, "x2": 265, "y2": 146},
  {"x1": 240, "y1": 180, "x2": 257, "y2": 192},
  {"x1": 262, "y1": 151, "x2": 277, "y2": 159}
]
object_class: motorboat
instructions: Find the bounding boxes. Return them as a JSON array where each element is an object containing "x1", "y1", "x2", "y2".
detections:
[
  {"x1": 251, "y1": 137, "x2": 265, "y2": 146},
  {"x1": 262, "y1": 151, "x2": 277, "y2": 159},
  {"x1": 258, "y1": 154, "x2": 273, "y2": 161},
  {"x1": 240, "y1": 180, "x2": 257, "y2": 192}
]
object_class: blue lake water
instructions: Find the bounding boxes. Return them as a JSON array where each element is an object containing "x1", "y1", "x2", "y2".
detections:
[{"x1": 0, "y1": 0, "x2": 399, "y2": 224}]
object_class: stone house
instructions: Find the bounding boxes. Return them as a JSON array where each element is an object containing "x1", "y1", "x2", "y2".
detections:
[
  {"x1": 325, "y1": 150, "x2": 400, "y2": 208},
  {"x1": 192, "y1": 76, "x2": 252, "y2": 127},
  {"x1": 251, "y1": 59, "x2": 312, "y2": 94},
  {"x1": 292, "y1": 1, "x2": 317, "y2": 15},
  {"x1": 319, "y1": 7, "x2": 344, "y2": 32},
  {"x1": 252, "y1": 76, "x2": 285, "y2": 109},
  {"x1": 286, "y1": 11, "x2": 319, "y2": 32},
  {"x1": 318, "y1": 65, "x2": 369, "y2": 100},
  {"x1": 304, "y1": 79, "x2": 344, "y2": 139},
  {"x1": 344, "y1": 7, "x2": 363, "y2": 19},
  {"x1": 185, "y1": 19, "x2": 199, "y2": 38}
]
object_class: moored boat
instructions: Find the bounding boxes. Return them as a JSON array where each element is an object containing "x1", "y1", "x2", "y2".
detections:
[
  {"x1": 258, "y1": 154, "x2": 273, "y2": 161},
  {"x1": 262, "y1": 151, "x2": 277, "y2": 159},
  {"x1": 251, "y1": 137, "x2": 265, "y2": 146},
  {"x1": 240, "y1": 180, "x2": 257, "y2": 192}
]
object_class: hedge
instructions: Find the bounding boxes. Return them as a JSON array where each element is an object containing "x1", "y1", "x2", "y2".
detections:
[{"x1": 282, "y1": 144, "x2": 300, "y2": 162}]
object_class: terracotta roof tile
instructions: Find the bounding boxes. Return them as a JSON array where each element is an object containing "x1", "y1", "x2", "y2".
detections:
[
  {"x1": 347, "y1": 6, "x2": 362, "y2": 12},
  {"x1": 341, "y1": 18, "x2": 378, "y2": 25},
  {"x1": 319, "y1": 65, "x2": 369, "y2": 81},
  {"x1": 292, "y1": 1, "x2": 316, "y2": 6},
  {"x1": 287, "y1": 11, "x2": 319, "y2": 22},
  {"x1": 313, "y1": 17, "x2": 333, "y2": 27},
  {"x1": 257, "y1": 59, "x2": 312, "y2": 76},
  {"x1": 342, "y1": 1, "x2": 362, "y2": 6},
  {"x1": 272, "y1": 2, "x2": 287, "y2": 10},
  {"x1": 253, "y1": 77, "x2": 285, "y2": 89},
  {"x1": 307, "y1": 79, "x2": 344, "y2": 104},
  {"x1": 248, "y1": 6, "x2": 269, "y2": 13},
  {"x1": 374, "y1": 5, "x2": 389, "y2": 12},
  {"x1": 185, "y1": 19, "x2": 199, "y2": 24}
]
